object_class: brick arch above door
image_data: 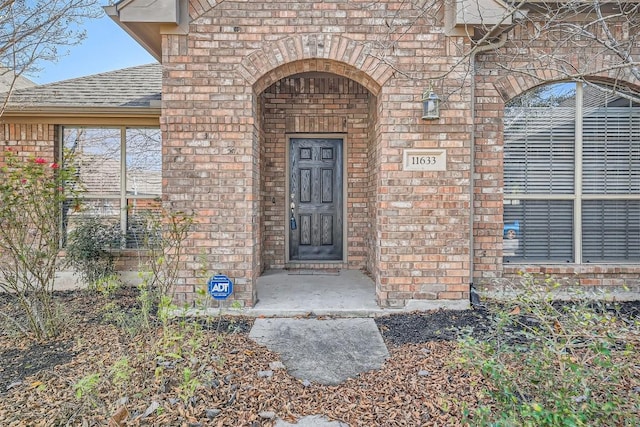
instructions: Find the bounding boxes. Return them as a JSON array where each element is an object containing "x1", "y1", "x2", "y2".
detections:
[{"x1": 236, "y1": 34, "x2": 392, "y2": 96}]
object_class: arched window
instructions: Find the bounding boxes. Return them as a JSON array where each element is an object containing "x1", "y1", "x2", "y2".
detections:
[{"x1": 503, "y1": 82, "x2": 640, "y2": 263}]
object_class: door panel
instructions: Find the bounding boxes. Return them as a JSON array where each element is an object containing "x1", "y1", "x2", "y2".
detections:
[{"x1": 289, "y1": 138, "x2": 343, "y2": 261}]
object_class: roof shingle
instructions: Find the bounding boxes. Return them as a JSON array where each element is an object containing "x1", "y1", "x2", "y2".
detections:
[
  {"x1": 3, "y1": 63, "x2": 161, "y2": 110},
  {"x1": 0, "y1": 68, "x2": 36, "y2": 92}
]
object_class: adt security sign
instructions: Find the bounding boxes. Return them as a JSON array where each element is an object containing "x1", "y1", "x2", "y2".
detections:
[{"x1": 207, "y1": 275, "x2": 233, "y2": 300}]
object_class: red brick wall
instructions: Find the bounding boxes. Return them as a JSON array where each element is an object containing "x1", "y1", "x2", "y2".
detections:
[
  {"x1": 366, "y1": 94, "x2": 381, "y2": 289},
  {"x1": 162, "y1": 0, "x2": 475, "y2": 307},
  {"x1": 0, "y1": 124, "x2": 56, "y2": 165}
]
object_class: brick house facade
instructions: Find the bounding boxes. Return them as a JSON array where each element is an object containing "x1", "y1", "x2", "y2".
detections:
[
  {"x1": 119, "y1": 0, "x2": 486, "y2": 308},
  {"x1": 2, "y1": 0, "x2": 639, "y2": 308}
]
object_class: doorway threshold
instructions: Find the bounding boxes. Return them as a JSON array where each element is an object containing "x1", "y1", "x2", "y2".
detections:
[{"x1": 286, "y1": 269, "x2": 340, "y2": 276}]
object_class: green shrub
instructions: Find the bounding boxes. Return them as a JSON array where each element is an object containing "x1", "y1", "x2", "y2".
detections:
[
  {"x1": 64, "y1": 217, "x2": 123, "y2": 289},
  {"x1": 460, "y1": 274, "x2": 640, "y2": 426}
]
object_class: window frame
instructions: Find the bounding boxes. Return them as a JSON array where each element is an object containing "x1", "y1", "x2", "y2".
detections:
[
  {"x1": 503, "y1": 82, "x2": 640, "y2": 264},
  {"x1": 60, "y1": 125, "x2": 162, "y2": 247}
]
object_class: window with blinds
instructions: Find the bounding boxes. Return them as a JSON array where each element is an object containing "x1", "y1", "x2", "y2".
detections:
[
  {"x1": 582, "y1": 200, "x2": 640, "y2": 262},
  {"x1": 62, "y1": 127, "x2": 162, "y2": 249},
  {"x1": 504, "y1": 107, "x2": 575, "y2": 195},
  {"x1": 503, "y1": 82, "x2": 640, "y2": 263}
]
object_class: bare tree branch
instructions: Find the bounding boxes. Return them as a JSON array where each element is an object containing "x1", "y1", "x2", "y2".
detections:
[
  {"x1": 0, "y1": 0, "x2": 101, "y2": 116},
  {"x1": 494, "y1": 1, "x2": 640, "y2": 98},
  {"x1": 360, "y1": 1, "x2": 640, "y2": 102}
]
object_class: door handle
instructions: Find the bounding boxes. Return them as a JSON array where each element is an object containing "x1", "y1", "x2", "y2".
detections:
[
  {"x1": 290, "y1": 193, "x2": 296, "y2": 230},
  {"x1": 290, "y1": 203, "x2": 297, "y2": 230}
]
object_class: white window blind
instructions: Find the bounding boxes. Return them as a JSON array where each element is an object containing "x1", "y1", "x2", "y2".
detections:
[{"x1": 583, "y1": 106, "x2": 640, "y2": 194}]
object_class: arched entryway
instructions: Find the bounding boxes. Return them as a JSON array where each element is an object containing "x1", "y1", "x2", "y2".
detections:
[
  {"x1": 252, "y1": 61, "x2": 383, "y2": 306},
  {"x1": 234, "y1": 33, "x2": 394, "y2": 307},
  {"x1": 258, "y1": 69, "x2": 379, "y2": 268}
]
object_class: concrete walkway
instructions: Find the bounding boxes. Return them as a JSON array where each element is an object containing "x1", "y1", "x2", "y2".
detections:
[
  {"x1": 249, "y1": 269, "x2": 468, "y2": 317},
  {"x1": 249, "y1": 317, "x2": 390, "y2": 427},
  {"x1": 249, "y1": 317, "x2": 389, "y2": 385}
]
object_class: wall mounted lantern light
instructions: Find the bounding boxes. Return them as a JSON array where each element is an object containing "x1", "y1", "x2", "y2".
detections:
[{"x1": 422, "y1": 84, "x2": 440, "y2": 120}]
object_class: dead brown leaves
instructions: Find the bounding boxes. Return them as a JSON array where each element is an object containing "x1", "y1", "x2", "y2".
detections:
[
  {"x1": 0, "y1": 291, "x2": 496, "y2": 426},
  {"x1": 0, "y1": 321, "x2": 489, "y2": 426}
]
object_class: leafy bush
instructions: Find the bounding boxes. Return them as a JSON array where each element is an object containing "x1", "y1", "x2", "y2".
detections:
[
  {"x1": 0, "y1": 151, "x2": 78, "y2": 339},
  {"x1": 64, "y1": 217, "x2": 123, "y2": 288},
  {"x1": 459, "y1": 275, "x2": 640, "y2": 426},
  {"x1": 139, "y1": 209, "x2": 193, "y2": 300}
]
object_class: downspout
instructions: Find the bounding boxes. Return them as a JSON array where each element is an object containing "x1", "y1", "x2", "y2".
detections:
[{"x1": 469, "y1": 33, "x2": 507, "y2": 305}]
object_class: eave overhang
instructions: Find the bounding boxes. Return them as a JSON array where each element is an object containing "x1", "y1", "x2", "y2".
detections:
[
  {"x1": 445, "y1": 1, "x2": 640, "y2": 39},
  {"x1": 445, "y1": 0, "x2": 516, "y2": 39},
  {"x1": 104, "y1": 0, "x2": 187, "y2": 62}
]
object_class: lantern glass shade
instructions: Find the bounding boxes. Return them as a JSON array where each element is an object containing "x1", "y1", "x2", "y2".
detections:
[{"x1": 422, "y1": 90, "x2": 440, "y2": 120}]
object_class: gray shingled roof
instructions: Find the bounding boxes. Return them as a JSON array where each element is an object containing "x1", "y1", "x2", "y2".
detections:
[
  {"x1": 0, "y1": 68, "x2": 36, "y2": 92},
  {"x1": 3, "y1": 63, "x2": 161, "y2": 111}
]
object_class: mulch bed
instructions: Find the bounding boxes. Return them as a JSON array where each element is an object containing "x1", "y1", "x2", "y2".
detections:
[{"x1": 0, "y1": 289, "x2": 637, "y2": 426}]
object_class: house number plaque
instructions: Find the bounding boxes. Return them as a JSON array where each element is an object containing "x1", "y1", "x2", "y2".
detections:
[{"x1": 403, "y1": 149, "x2": 446, "y2": 171}]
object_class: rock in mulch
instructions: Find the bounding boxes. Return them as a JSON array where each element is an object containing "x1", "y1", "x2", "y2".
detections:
[{"x1": 257, "y1": 370, "x2": 274, "y2": 378}]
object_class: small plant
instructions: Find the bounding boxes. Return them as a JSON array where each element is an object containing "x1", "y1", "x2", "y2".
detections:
[
  {"x1": 101, "y1": 302, "x2": 145, "y2": 339},
  {"x1": 179, "y1": 367, "x2": 200, "y2": 402},
  {"x1": 94, "y1": 274, "x2": 122, "y2": 297},
  {"x1": 137, "y1": 280, "x2": 155, "y2": 330},
  {"x1": 459, "y1": 273, "x2": 640, "y2": 426},
  {"x1": 73, "y1": 373, "x2": 101, "y2": 401},
  {"x1": 139, "y1": 209, "x2": 194, "y2": 301},
  {"x1": 64, "y1": 216, "x2": 123, "y2": 289},
  {"x1": 110, "y1": 356, "x2": 134, "y2": 388}
]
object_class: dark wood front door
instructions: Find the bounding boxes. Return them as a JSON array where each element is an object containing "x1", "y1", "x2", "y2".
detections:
[{"x1": 289, "y1": 138, "x2": 343, "y2": 261}]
